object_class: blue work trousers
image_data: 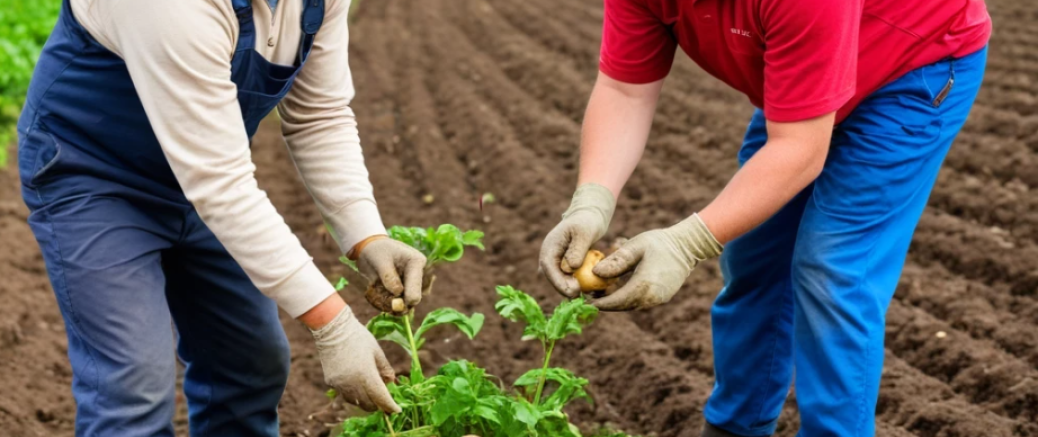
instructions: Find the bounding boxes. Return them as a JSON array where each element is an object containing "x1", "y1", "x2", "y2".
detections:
[
  {"x1": 704, "y1": 46, "x2": 988, "y2": 437},
  {"x1": 20, "y1": 177, "x2": 291, "y2": 437}
]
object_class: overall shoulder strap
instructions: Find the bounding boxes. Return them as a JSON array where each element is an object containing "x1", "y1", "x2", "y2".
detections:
[
  {"x1": 301, "y1": 0, "x2": 325, "y2": 35},
  {"x1": 232, "y1": 0, "x2": 256, "y2": 53},
  {"x1": 297, "y1": 0, "x2": 325, "y2": 64}
]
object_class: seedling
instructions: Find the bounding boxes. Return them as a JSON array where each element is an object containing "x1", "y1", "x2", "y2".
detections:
[{"x1": 338, "y1": 284, "x2": 634, "y2": 437}]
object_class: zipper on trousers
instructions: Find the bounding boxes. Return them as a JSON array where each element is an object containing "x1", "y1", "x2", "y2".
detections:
[{"x1": 932, "y1": 59, "x2": 955, "y2": 107}]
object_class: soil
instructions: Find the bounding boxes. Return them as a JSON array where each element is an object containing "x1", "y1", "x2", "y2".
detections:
[{"x1": 2, "y1": 0, "x2": 1037, "y2": 436}]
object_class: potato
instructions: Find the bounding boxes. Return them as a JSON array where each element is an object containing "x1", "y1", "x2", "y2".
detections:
[
  {"x1": 391, "y1": 298, "x2": 406, "y2": 313},
  {"x1": 573, "y1": 250, "x2": 616, "y2": 292},
  {"x1": 365, "y1": 282, "x2": 408, "y2": 316},
  {"x1": 363, "y1": 266, "x2": 436, "y2": 315}
]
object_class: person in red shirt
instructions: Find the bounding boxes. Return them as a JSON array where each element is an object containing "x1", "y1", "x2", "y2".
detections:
[{"x1": 539, "y1": 0, "x2": 991, "y2": 435}]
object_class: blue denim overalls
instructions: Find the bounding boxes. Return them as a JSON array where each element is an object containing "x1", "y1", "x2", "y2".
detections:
[{"x1": 17, "y1": 0, "x2": 324, "y2": 435}]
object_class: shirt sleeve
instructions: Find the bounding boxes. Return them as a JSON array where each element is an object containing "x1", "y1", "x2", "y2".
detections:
[
  {"x1": 599, "y1": 0, "x2": 677, "y2": 84},
  {"x1": 277, "y1": 0, "x2": 387, "y2": 255},
  {"x1": 97, "y1": 0, "x2": 334, "y2": 318},
  {"x1": 760, "y1": 0, "x2": 862, "y2": 122}
]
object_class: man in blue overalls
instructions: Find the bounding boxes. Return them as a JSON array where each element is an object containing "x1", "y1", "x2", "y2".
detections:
[{"x1": 18, "y1": 0, "x2": 422, "y2": 435}]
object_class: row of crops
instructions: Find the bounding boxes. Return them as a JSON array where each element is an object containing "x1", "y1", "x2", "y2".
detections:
[{"x1": 0, "y1": 0, "x2": 61, "y2": 166}]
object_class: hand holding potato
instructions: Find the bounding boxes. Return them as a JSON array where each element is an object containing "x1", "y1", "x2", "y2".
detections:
[
  {"x1": 589, "y1": 214, "x2": 722, "y2": 311},
  {"x1": 356, "y1": 237, "x2": 428, "y2": 314},
  {"x1": 539, "y1": 183, "x2": 616, "y2": 298}
]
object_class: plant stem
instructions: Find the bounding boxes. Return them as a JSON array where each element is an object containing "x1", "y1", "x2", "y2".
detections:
[
  {"x1": 403, "y1": 310, "x2": 424, "y2": 383},
  {"x1": 533, "y1": 340, "x2": 556, "y2": 405},
  {"x1": 384, "y1": 413, "x2": 397, "y2": 437}
]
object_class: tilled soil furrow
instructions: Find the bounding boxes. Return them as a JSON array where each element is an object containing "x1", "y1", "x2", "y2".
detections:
[
  {"x1": 985, "y1": 56, "x2": 1038, "y2": 81},
  {"x1": 423, "y1": 0, "x2": 730, "y2": 242},
  {"x1": 484, "y1": 0, "x2": 603, "y2": 73},
  {"x1": 886, "y1": 301, "x2": 1038, "y2": 429},
  {"x1": 911, "y1": 210, "x2": 1038, "y2": 296},
  {"x1": 442, "y1": 0, "x2": 595, "y2": 125},
  {"x1": 345, "y1": 0, "x2": 425, "y2": 219},
  {"x1": 976, "y1": 88, "x2": 1038, "y2": 117},
  {"x1": 896, "y1": 264, "x2": 1038, "y2": 370},
  {"x1": 466, "y1": 0, "x2": 756, "y2": 146},
  {"x1": 989, "y1": 43, "x2": 1038, "y2": 64},
  {"x1": 962, "y1": 105, "x2": 1038, "y2": 145},
  {"x1": 945, "y1": 131, "x2": 1038, "y2": 187},
  {"x1": 0, "y1": 182, "x2": 75, "y2": 436},
  {"x1": 389, "y1": 10, "x2": 482, "y2": 222},
  {"x1": 877, "y1": 351, "x2": 1028, "y2": 437},
  {"x1": 930, "y1": 165, "x2": 1038, "y2": 243}
]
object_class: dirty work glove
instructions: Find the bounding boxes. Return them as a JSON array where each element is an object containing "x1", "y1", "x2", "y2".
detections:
[
  {"x1": 591, "y1": 213, "x2": 722, "y2": 311},
  {"x1": 312, "y1": 306, "x2": 401, "y2": 413},
  {"x1": 540, "y1": 183, "x2": 616, "y2": 298},
  {"x1": 356, "y1": 237, "x2": 428, "y2": 311}
]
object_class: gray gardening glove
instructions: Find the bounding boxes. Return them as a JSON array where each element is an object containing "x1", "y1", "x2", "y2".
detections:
[
  {"x1": 356, "y1": 237, "x2": 428, "y2": 312},
  {"x1": 540, "y1": 183, "x2": 616, "y2": 298},
  {"x1": 590, "y1": 213, "x2": 722, "y2": 311},
  {"x1": 311, "y1": 306, "x2": 401, "y2": 413}
]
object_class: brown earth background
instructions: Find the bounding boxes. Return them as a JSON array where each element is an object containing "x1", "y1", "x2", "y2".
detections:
[{"x1": 2, "y1": 0, "x2": 1037, "y2": 435}]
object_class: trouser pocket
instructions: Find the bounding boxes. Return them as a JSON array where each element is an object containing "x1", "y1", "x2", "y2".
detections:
[
  {"x1": 923, "y1": 58, "x2": 956, "y2": 108},
  {"x1": 18, "y1": 127, "x2": 63, "y2": 190}
]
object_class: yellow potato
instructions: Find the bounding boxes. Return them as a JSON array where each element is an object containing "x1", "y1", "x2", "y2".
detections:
[
  {"x1": 391, "y1": 298, "x2": 406, "y2": 313},
  {"x1": 574, "y1": 250, "x2": 616, "y2": 292}
]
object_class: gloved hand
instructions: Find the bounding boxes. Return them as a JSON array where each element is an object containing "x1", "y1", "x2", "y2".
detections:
[
  {"x1": 311, "y1": 306, "x2": 401, "y2": 413},
  {"x1": 590, "y1": 213, "x2": 722, "y2": 311},
  {"x1": 355, "y1": 237, "x2": 428, "y2": 313},
  {"x1": 539, "y1": 184, "x2": 616, "y2": 298}
]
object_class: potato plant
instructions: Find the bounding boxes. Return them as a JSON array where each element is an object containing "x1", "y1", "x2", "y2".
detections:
[
  {"x1": 329, "y1": 225, "x2": 633, "y2": 436},
  {"x1": 332, "y1": 224, "x2": 485, "y2": 389},
  {"x1": 338, "y1": 284, "x2": 634, "y2": 437}
]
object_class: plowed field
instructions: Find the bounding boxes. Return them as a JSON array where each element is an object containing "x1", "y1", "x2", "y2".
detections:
[{"x1": 1, "y1": 0, "x2": 1036, "y2": 436}]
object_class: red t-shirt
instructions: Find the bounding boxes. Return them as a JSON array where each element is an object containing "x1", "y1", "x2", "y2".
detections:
[{"x1": 599, "y1": 0, "x2": 991, "y2": 123}]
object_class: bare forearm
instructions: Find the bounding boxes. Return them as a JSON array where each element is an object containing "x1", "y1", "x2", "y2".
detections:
[
  {"x1": 298, "y1": 294, "x2": 348, "y2": 329},
  {"x1": 577, "y1": 73, "x2": 663, "y2": 198},
  {"x1": 698, "y1": 138, "x2": 825, "y2": 243},
  {"x1": 699, "y1": 113, "x2": 835, "y2": 244}
]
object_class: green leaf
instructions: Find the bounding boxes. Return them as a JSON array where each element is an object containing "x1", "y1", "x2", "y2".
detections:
[
  {"x1": 386, "y1": 224, "x2": 484, "y2": 265},
  {"x1": 366, "y1": 314, "x2": 411, "y2": 354},
  {"x1": 333, "y1": 277, "x2": 348, "y2": 291},
  {"x1": 387, "y1": 226, "x2": 426, "y2": 253},
  {"x1": 511, "y1": 399, "x2": 541, "y2": 427},
  {"x1": 462, "y1": 230, "x2": 486, "y2": 250},
  {"x1": 414, "y1": 308, "x2": 485, "y2": 341},
  {"x1": 428, "y1": 224, "x2": 465, "y2": 263},
  {"x1": 513, "y1": 367, "x2": 591, "y2": 411},
  {"x1": 537, "y1": 415, "x2": 584, "y2": 437},
  {"x1": 338, "y1": 255, "x2": 359, "y2": 272},
  {"x1": 494, "y1": 285, "x2": 548, "y2": 342},
  {"x1": 451, "y1": 376, "x2": 473, "y2": 396},
  {"x1": 429, "y1": 378, "x2": 476, "y2": 425},
  {"x1": 325, "y1": 388, "x2": 337, "y2": 400},
  {"x1": 339, "y1": 411, "x2": 385, "y2": 436},
  {"x1": 474, "y1": 399, "x2": 502, "y2": 425},
  {"x1": 545, "y1": 296, "x2": 598, "y2": 341}
]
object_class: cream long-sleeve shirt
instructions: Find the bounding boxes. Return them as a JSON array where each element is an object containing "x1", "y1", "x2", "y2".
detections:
[{"x1": 70, "y1": 0, "x2": 385, "y2": 317}]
